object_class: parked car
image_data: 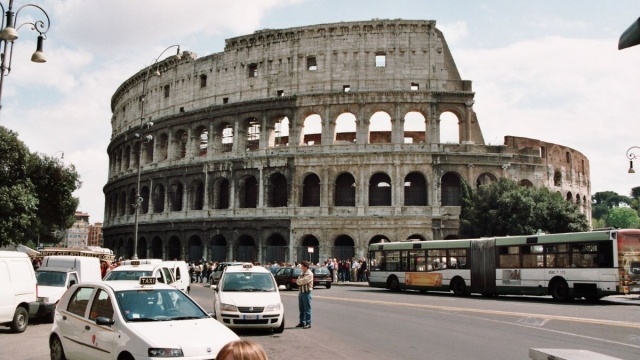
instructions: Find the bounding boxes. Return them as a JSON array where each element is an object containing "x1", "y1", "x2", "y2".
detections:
[
  {"x1": 274, "y1": 266, "x2": 332, "y2": 290},
  {"x1": 209, "y1": 262, "x2": 243, "y2": 286},
  {"x1": 49, "y1": 277, "x2": 239, "y2": 360}
]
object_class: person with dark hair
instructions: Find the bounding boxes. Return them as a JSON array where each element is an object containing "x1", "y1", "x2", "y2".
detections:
[
  {"x1": 216, "y1": 340, "x2": 268, "y2": 360},
  {"x1": 295, "y1": 260, "x2": 313, "y2": 329}
]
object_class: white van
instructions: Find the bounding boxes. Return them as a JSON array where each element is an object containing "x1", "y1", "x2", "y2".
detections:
[
  {"x1": 35, "y1": 256, "x2": 102, "y2": 322},
  {"x1": 162, "y1": 260, "x2": 191, "y2": 293},
  {"x1": 0, "y1": 251, "x2": 38, "y2": 333},
  {"x1": 104, "y1": 259, "x2": 176, "y2": 287}
]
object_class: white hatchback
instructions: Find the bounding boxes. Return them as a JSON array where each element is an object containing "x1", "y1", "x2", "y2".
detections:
[
  {"x1": 212, "y1": 263, "x2": 284, "y2": 333},
  {"x1": 50, "y1": 277, "x2": 239, "y2": 360}
]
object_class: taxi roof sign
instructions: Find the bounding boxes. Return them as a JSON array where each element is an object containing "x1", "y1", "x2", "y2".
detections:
[
  {"x1": 139, "y1": 276, "x2": 156, "y2": 285},
  {"x1": 242, "y1": 263, "x2": 253, "y2": 269}
]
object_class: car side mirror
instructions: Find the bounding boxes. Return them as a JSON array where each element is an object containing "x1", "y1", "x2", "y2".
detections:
[{"x1": 95, "y1": 317, "x2": 115, "y2": 326}]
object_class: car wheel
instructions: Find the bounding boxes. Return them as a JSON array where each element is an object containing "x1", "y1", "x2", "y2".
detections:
[
  {"x1": 10, "y1": 306, "x2": 28, "y2": 333},
  {"x1": 273, "y1": 317, "x2": 285, "y2": 334},
  {"x1": 286, "y1": 283, "x2": 292, "y2": 291},
  {"x1": 326, "y1": 283, "x2": 331, "y2": 289},
  {"x1": 50, "y1": 335, "x2": 66, "y2": 360}
]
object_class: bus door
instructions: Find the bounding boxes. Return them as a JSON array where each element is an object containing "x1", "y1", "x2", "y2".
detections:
[{"x1": 470, "y1": 239, "x2": 496, "y2": 294}]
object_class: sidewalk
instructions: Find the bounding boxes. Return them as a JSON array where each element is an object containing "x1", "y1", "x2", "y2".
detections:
[{"x1": 332, "y1": 281, "x2": 369, "y2": 287}]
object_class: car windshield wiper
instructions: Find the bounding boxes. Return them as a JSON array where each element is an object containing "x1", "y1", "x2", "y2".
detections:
[
  {"x1": 127, "y1": 317, "x2": 161, "y2": 322},
  {"x1": 172, "y1": 316, "x2": 202, "y2": 320}
]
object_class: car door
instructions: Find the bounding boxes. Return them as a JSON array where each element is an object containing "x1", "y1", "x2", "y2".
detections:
[
  {"x1": 58, "y1": 286, "x2": 95, "y2": 359},
  {"x1": 82, "y1": 288, "x2": 117, "y2": 360}
]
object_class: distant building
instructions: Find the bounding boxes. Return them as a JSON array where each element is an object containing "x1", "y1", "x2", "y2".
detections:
[
  {"x1": 88, "y1": 222, "x2": 103, "y2": 247},
  {"x1": 64, "y1": 211, "x2": 90, "y2": 248}
]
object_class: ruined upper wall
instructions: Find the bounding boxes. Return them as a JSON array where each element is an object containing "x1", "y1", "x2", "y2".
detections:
[{"x1": 110, "y1": 19, "x2": 471, "y2": 138}]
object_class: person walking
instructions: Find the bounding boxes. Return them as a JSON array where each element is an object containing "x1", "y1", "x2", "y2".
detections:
[{"x1": 296, "y1": 260, "x2": 313, "y2": 329}]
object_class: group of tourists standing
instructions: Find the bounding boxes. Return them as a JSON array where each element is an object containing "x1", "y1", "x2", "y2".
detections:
[{"x1": 324, "y1": 257, "x2": 369, "y2": 283}]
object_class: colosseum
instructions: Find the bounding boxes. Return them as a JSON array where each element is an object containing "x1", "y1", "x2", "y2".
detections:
[{"x1": 103, "y1": 19, "x2": 591, "y2": 264}]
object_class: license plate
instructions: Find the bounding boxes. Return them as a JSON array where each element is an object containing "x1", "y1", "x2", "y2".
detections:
[
  {"x1": 243, "y1": 314, "x2": 258, "y2": 320},
  {"x1": 318, "y1": 281, "x2": 325, "y2": 285}
]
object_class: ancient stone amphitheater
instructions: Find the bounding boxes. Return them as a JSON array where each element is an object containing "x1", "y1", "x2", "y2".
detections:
[{"x1": 103, "y1": 19, "x2": 591, "y2": 263}]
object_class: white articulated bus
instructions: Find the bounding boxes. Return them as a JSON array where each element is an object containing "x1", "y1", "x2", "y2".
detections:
[{"x1": 368, "y1": 229, "x2": 640, "y2": 301}]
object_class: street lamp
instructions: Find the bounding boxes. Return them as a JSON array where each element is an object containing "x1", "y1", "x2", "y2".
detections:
[
  {"x1": 0, "y1": 0, "x2": 51, "y2": 117},
  {"x1": 132, "y1": 44, "x2": 181, "y2": 260},
  {"x1": 626, "y1": 146, "x2": 640, "y2": 174}
]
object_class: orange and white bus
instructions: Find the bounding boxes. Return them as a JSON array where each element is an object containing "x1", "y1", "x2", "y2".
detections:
[{"x1": 368, "y1": 229, "x2": 640, "y2": 301}]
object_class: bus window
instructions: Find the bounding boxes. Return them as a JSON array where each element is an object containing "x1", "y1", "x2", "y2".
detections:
[
  {"x1": 572, "y1": 243, "x2": 598, "y2": 268},
  {"x1": 545, "y1": 244, "x2": 570, "y2": 268},
  {"x1": 522, "y1": 245, "x2": 543, "y2": 268},
  {"x1": 408, "y1": 250, "x2": 426, "y2": 271},
  {"x1": 427, "y1": 249, "x2": 446, "y2": 271},
  {"x1": 448, "y1": 249, "x2": 467, "y2": 269},
  {"x1": 498, "y1": 246, "x2": 519, "y2": 268}
]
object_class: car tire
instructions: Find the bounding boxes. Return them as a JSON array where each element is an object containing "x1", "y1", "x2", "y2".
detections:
[
  {"x1": 326, "y1": 283, "x2": 331, "y2": 289},
  {"x1": 273, "y1": 317, "x2": 285, "y2": 334},
  {"x1": 286, "y1": 283, "x2": 292, "y2": 291},
  {"x1": 10, "y1": 306, "x2": 28, "y2": 333},
  {"x1": 50, "y1": 335, "x2": 67, "y2": 360}
]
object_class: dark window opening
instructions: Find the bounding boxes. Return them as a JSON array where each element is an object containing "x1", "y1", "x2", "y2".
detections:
[
  {"x1": 223, "y1": 97, "x2": 229, "y2": 104},
  {"x1": 302, "y1": 174, "x2": 320, "y2": 207},
  {"x1": 307, "y1": 56, "x2": 317, "y2": 71},
  {"x1": 343, "y1": 85, "x2": 351, "y2": 92},
  {"x1": 164, "y1": 85, "x2": 170, "y2": 98},
  {"x1": 248, "y1": 63, "x2": 258, "y2": 78},
  {"x1": 411, "y1": 82, "x2": 419, "y2": 91},
  {"x1": 200, "y1": 74, "x2": 207, "y2": 88}
]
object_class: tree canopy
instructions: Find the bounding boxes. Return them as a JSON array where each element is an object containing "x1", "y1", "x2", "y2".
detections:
[
  {"x1": 0, "y1": 126, "x2": 81, "y2": 247},
  {"x1": 605, "y1": 206, "x2": 640, "y2": 229},
  {"x1": 459, "y1": 178, "x2": 589, "y2": 238}
]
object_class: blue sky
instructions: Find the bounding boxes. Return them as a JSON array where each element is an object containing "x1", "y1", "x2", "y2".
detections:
[{"x1": 3, "y1": 0, "x2": 640, "y2": 223}]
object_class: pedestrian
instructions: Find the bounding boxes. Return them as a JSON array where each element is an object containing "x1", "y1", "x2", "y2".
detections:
[
  {"x1": 216, "y1": 340, "x2": 268, "y2": 360},
  {"x1": 295, "y1": 260, "x2": 313, "y2": 329}
]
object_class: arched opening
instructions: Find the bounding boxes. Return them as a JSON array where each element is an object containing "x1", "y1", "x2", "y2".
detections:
[
  {"x1": 174, "y1": 130, "x2": 188, "y2": 159},
  {"x1": 168, "y1": 236, "x2": 182, "y2": 261},
  {"x1": 119, "y1": 191, "x2": 126, "y2": 216},
  {"x1": 153, "y1": 184, "x2": 165, "y2": 213},
  {"x1": 137, "y1": 237, "x2": 148, "y2": 259},
  {"x1": 369, "y1": 111, "x2": 392, "y2": 144},
  {"x1": 151, "y1": 237, "x2": 163, "y2": 259},
  {"x1": 195, "y1": 126, "x2": 208, "y2": 157},
  {"x1": 213, "y1": 178, "x2": 230, "y2": 209},
  {"x1": 302, "y1": 173, "x2": 320, "y2": 207},
  {"x1": 476, "y1": 172, "x2": 498, "y2": 187},
  {"x1": 441, "y1": 172, "x2": 462, "y2": 206},
  {"x1": 369, "y1": 235, "x2": 390, "y2": 245},
  {"x1": 554, "y1": 171, "x2": 562, "y2": 187},
  {"x1": 236, "y1": 235, "x2": 257, "y2": 262},
  {"x1": 272, "y1": 116, "x2": 290, "y2": 147},
  {"x1": 299, "y1": 235, "x2": 320, "y2": 264},
  {"x1": 169, "y1": 182, "x2": 184, "y2": 211},
  {"x1": 333, "y1": 235, "x2": 355, "y2": 260},
  {"x1": 269, "y1": 173, "x2": 288, "y2": 207},
  {"x1": 369, "y1": 172, "x2": 392, "y2": 206},
  {"x1": 209, "y1": 235, "x2": 227, "y2": 262},
  {"x1": 335, "y1": 173, "x2": 356, "y2": 206},
  {"x1": 128, "y1": 188, "x2": 136, "y2": 215},
  {"x1": 519, "y1": 179, "x2": 534, "y2": 187},
  {"x1": 404, "y1": 111, "x2": 426, "y2": 144},
  {"x1": 124, "y1": 145, "x2": 131, "y2": 169},
  {"x1": 407, "y1": 234, "x2": 426, "y2": 241},
  {"x1": 188, "y1": 235, "x2": 203, "y2": 262},
  {"x1": 239, "y1": 176, "x2": 258, "y2": 208},
  {"x1": 440, "y1": 111, "x2": 459, "y2": 144},
  {"x1": 265, "y1": 233, "x2": 287, "y2": 264},
  {"x1": 190, "y1": 180, "x2": 205, "y2": 210},
  {"x1": 125, "y1": 237, "x2": 134, "y2": 260},
  {"x1": 140, "y1": 186, "x2": 150, "y2": 214},
  {"x1": 221, "y1": 124, "x2": 233, "y2": 153},
  {"x1": 404, "y1": 172, "x2": 427, "y2": 206},
  {"x1": 158, "y1": 133, "x2": 169, "y2": 161},
  {"x1": 245, "y1": 117, "x2": 260, "y2": 151},
  {"x1": 302, "y1": 114, "x2": 322, "y2": 145},
  {"x1": 335, "y1": 113, "x2": 357, "y2": 144},
  {"x1": 142, "y1": 138, "x2": 154, "y2": 164}
]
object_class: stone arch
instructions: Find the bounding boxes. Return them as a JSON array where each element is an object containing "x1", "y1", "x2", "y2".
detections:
[
  {"x1": 439, "y1": 111, "x2": 460, "y2": 144},
  {"x1": 157, "y1": 133, "x2": 169, "y2": 161},
  {"x1": 151, "y1": 236, "x2": 163, "y2": 259},
  {"x1": 299, "y1": 235, "x2": 320, "y2": 264},
  {"x1": 476, "y1": 172, "x2": 498, "y2": 187},
  {"x1": 554, "y1": 171, "x2": 562, "y2": 187},
  {"x1": 153, "y1": 184, "x2": 165, "y2": 213},
  {"x1": 174, "y1": 129, "x2": 188, "y2": 159},
  {"x1": 236, "y1": 235, "x2": 257, "y2": 262},
  {"x1": 212, "y1": 177, "x2": 230, "y2": 209},
  {"x1": 335, "y1": 172, "x2": 356, "y2": 206},
  {"x1": 243, "y1": 117, "x2": 260, "y2": 151},
  {"x1": 407, "y1": 234, "x2": 426, "y2": 241},
  {"x1": 369, "y1": 235, "x2": 390, "y2": 245},
  {"x1": 268, "y1": 172, "x2": 288, "y2": 207},
  {"x1": 128, "y1": 188, "x2": 136, "y2": 215},
  {"x1": 187, "y1": 235, "x2": 203, "y2": 262},
  {"x1": 270, "y1": 116, "x2": 290, "y2": 147},
  {"x1": 519, "y1": 179, "x2": 534, "y2": 187},
  {"x1": 265, "y1": 233, "x2": 287, "y2": 264},
  {"x1": 333, "y1": 235, "x2": 355, "y2": 260},
  {"x1": 335, "y1": 112, "x2": 357, "y2": 144},
  {"x1": 189, "y1": 179, "x2": 205, "y2": 210},
  {"x1": 302, "y1": 114, "x2": 322, "y2": 145},
  {"x1": 125, "y1": 237, "x2": 134, "y2": 260},
  {"x1": 302, "y1": 173, "x2": 320, "y2": 207},
  {"x1": 140, "y1": 186, "x2": 150, "y2": 214},
  {"x1": 124, "y1": 145, "x2": 131, "y2": 169},
  {"x1": 403, "y1": 111, "x2": 427, "y2": 144},
  {"x1": 217, "y1": 122, "x2": 234, "y2": 153},
  {"x1": 441, "y1": 172, "x2": 462, "y2": 206},
  {"x1": 239, "y1": 175, "x2": 258, "y2": 208},
  {"x1": 137, "y1": 237, "x2": 148, "y2": 259},
  {"x1": 369, "y1": 172, "x2": 392, "y2": 206},
  {"x1": 209, "y1": 235, "x2": 228, "y2": 262},
  {"x1": 194, "y1": 125, "x2": 208, "y2": 157},
  {"x1": 132, "y1": 142, "x2": 140, "y2": 168},
  {"x1": 369, "y1": 111, "x2": 392, "y2": 144},
  {"x1": 566, "y1": 192, "x2": 573, "y2": 202},
  {"x1": 169, "y1": 181, "x2": 184, "y2": 211},
  {"x1": 404, "y1": 172, "x2": 427, "y2": 206},
  {"x1": 142, "y1": 138, "x2": 154, "y2": 164},
  {"x1": 119, "y1": 190, "x2": 127, "y2": 216},
  {"x1": 168, "y1": 236, "x2": 182, "y2": 261}
]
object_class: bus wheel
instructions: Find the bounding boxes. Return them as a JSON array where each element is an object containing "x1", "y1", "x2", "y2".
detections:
[
  {"x1": 388, "y1": 276, "x2": 400, "y2": 291},
  {"x1": 550, "y1": 279, "x2": 572, "y2": 302},
  {"x1": 451, "y1": 278, "x2": 467, "y2": 296}
]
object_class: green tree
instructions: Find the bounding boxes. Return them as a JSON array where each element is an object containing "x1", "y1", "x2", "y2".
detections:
[
  {"x1": 459, "y1": 178, "x2": 589, "y2": 238},
  {"x1": 592, "y1": 191, "x2": 631, "y2": 220},
  {"x1": 605, "y1": 207, "x2": 639, "y2": 229},
  {"x1": 0, "y1": 126, "x2": 81, "y2": 247}
]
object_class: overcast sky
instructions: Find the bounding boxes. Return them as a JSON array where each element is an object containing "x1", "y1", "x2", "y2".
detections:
[{"x1": 3, "y1": 0, "x2": 640, "y2": 224}]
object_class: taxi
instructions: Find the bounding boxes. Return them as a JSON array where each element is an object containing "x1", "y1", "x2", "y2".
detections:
[
  {"x1": 212, "y1": 263, "x2": 284, "y2": 333},
  {"x1": 49, "y1": 277, "x2": 239, "y2": 360}
]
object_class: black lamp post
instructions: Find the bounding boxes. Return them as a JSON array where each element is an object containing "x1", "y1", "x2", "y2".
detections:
[
  {"x1": 626, "y1": 146, "x2": 640, "y2": 174},
  {"x1": 131, "y1": 45, "x2": 181, "y2": 260},
  {"x1": 0, "y1": 0, "x2": 51, "y2": 117}
]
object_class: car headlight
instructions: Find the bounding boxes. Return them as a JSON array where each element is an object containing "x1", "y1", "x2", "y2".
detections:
[
  {"x1": 265, "y1": 303, "x2": 281, "y2": 312},
  {"x1": 148, "y1": 348, "x2": 184, "y2": 357},
  {"x1": 220, "y1": 303, "x2": 238, "y2": 312}
]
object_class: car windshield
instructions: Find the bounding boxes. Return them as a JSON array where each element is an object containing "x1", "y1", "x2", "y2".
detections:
[
  {"x1": 104, "y1": 270, "x2": 153, "y2": 281},
  {"x1": 222, "y1": 273, "x2": 276, "y2": 292},
  {"x1": 36, "y1": 271, "x2": 66, "y2": 287},
  {"x1": 115, "y1": 289, "x2": 206, "y2": 322},
  {"x1": 312, "y1": 267, "x2": 329, "y2": 276}
]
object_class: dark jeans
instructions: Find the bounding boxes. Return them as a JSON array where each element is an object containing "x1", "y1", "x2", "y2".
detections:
[{"x1": 298, "y1": 291, "x2": 312, "y2": 326}]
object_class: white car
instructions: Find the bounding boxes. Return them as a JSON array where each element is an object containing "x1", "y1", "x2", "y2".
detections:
[
  {"x1": 50, "y1": 277, "x2": 239, "y2": 360},
  {"x1": 212, "y1": 263, "x2": 284, "y2": 333}
]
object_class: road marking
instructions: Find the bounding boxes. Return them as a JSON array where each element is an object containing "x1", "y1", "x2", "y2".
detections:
[{"x1": 282, "y1": 292, "x2": 640, "y2": 329}]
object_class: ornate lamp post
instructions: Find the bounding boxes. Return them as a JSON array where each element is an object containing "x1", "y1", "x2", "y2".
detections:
[
  {"x1": 626, "y1": 146, "x2": 640, "y2": 174},
  {"x1": 0, "y1": 0, "x2": 51, "y2": 117},
  {"x1": 132, "y1": 45, "x2": 181, "y2": 260}
]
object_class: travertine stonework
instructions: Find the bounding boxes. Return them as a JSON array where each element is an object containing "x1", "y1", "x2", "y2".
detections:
[{"x1": 103, "y1": 20, "x2": 590, "y2": 263}]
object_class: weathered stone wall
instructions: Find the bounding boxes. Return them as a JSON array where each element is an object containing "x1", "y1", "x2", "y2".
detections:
[{"x1": 102, "y1": 20, "x2": 591, "y2": 264}]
